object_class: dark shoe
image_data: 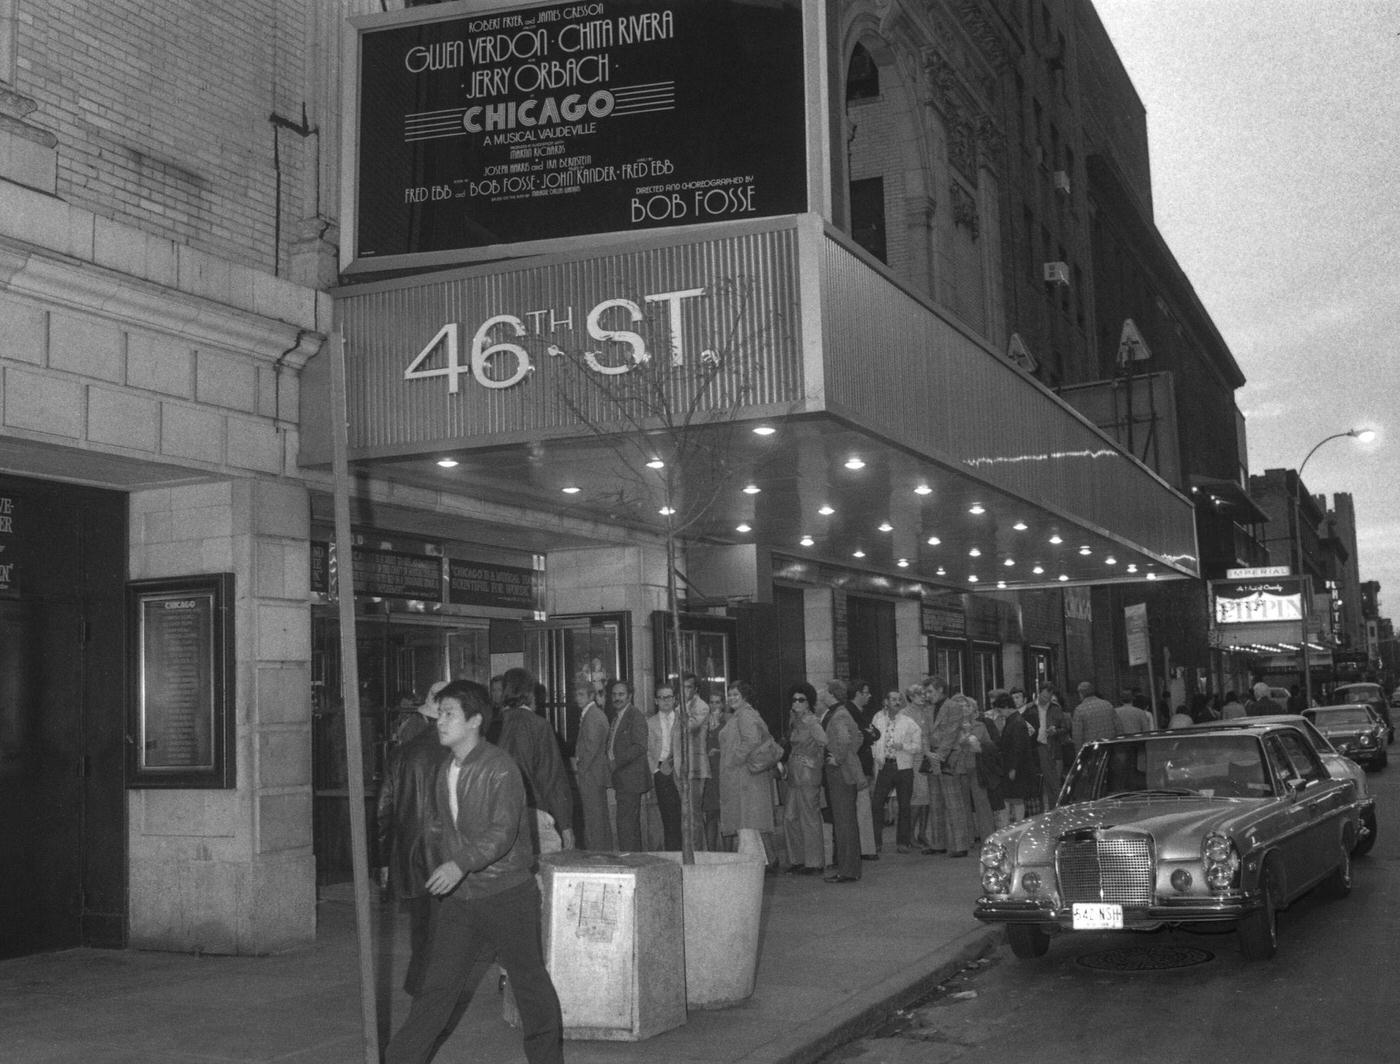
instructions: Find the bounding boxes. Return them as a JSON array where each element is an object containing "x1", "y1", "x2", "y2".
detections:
[
  {"x1": 921, "y1": 848, "x2": 946, "y2": 856},
  {"x1": 896, "y1": 845, "x2": 911, "y2": 854},
  {"x1": 823, "y1": 874, "x2": 859, "y2": 883},
  {"x1": 861, "y1": 854, "x2": 879, "y2": 861},
  {"x1": 947, "y1": 850, "x2": 968, "y2": 858},
  {"x1": 799, "y1": 865, "x2": 823, "y2": 875},
  {"x1": 784, "y1": 864, "x2": 808, "y2": 875}
]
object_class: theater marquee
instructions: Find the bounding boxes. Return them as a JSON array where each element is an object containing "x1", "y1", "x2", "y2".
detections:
[{"x1": 344, "y1": 0, "x2": 809, "y2": 273}]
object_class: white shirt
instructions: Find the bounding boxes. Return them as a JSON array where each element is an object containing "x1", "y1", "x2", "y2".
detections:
[
  {"x1": 871, "y1": 709, "x2": 923, "y2": 771},
  {"x1": 656, "y1": 709, "x2": 675, "y2": 766},
  {"x1": 447, "y1": 758, "x2": 462, "y2": 823}
]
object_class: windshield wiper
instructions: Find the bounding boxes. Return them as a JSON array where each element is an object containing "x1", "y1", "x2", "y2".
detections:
[{"x1": 1103, "y1": 788, "x2": 1197, "y2": 799}]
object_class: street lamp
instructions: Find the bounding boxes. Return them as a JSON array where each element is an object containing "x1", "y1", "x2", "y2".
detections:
[{"x1": 1293, "y1": 428, "x2": 1376, "y2": 705}]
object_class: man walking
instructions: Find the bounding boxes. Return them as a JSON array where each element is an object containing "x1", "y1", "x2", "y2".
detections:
[
  {"x1": 376, "y1": 679, "x2": 450, "y2": 996},
  {"x1": 384, "y1": 680, "x2": 563, "y2": 1064},
  {"x1": 608, "y1": 679, "x2": 651, "y2": 851}
]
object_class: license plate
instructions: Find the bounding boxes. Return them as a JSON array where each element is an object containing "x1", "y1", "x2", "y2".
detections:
[{"x1": 1072, "y1": 902, "x2": 1123, "y2": 930}]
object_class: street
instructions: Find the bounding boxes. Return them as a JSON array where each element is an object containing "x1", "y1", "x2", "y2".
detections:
[{"x1": 824, "y1": 766, "x2": 1400, "y2": 1064}]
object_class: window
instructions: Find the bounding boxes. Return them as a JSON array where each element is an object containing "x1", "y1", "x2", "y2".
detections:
[
  {"x1": 849, "y1": 177, "x2": 887, "y2": 263},
  {"x1": 846, "y1": 43, "x2": 879, "y2": 101}
]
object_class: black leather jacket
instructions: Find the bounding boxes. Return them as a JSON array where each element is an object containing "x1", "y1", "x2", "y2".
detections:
[
  {"x1": 435, "y1": 740, "x2": 536, "y2": 900},
  {"x1": 376, "y1": 724, "x2": 449, "y2": 899}
]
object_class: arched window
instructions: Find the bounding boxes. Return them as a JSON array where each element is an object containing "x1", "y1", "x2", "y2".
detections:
[{"x1": 846, "y1": 43, "x2": 879, "y2": 101}]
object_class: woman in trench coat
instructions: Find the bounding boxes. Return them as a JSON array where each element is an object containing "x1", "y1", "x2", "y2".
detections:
[{"x1": 718, "y1": 680, "x2": 778, "y2": 868}]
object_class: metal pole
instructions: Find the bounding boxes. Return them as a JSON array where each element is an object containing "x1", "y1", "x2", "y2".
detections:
[
  {"x1": 329, "y1": 326, "x2": 381, "y2": 1064},
  {"x1": 1293, "y1": 475, "x2": 1310, "y2": 707}
]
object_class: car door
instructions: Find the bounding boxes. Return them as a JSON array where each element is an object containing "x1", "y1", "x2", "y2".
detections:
[{"x1": 1264, "y1": 732, "x2": 1343, "y2": 897}]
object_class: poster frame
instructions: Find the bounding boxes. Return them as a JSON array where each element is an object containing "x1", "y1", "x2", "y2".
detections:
[{"x1": 126, "y1": 573, "x2": 236, "y2": 789}]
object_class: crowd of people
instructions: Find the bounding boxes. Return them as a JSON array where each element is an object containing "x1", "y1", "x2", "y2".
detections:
[{"x1": 370, "y1": 663, "x2": 1284, "y2": 1062}]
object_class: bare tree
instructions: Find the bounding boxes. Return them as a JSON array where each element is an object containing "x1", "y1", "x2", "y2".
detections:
[{"x1": 541, "y1": 272, "x2": 787, "y2": 862}]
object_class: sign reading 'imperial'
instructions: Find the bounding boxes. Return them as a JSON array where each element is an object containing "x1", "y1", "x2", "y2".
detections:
[{"x1": 348, "y1": 0, "x2": 807, "y2": 270}]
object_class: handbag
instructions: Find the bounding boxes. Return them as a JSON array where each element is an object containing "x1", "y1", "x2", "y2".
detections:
[{"x1": 746, "y1": 735, "x2": 784, "y2": 774}]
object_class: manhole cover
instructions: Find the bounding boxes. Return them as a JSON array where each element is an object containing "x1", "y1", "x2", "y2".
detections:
[{"x1": 1076, "y1": 945, "x2": 1214, "y2": 971}]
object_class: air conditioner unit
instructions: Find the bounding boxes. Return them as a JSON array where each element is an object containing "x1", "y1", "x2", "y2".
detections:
[
  {"x1": 1043, "y1": 261, "x2": 1070, "y2": 286},
  {"x1": 1052, "y1": 170, "x2": 1071, "y2": 194}
]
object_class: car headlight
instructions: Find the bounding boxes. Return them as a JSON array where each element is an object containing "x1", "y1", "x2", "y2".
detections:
[
  {"x1": 980, "y1": 840, "x2": 1012, "y2": 894},
  {"x1": 1202, "y1": 832, "x2": 1240, "y2": 892},
  {"x1": 1358, "y1": 733, "x2": 1375, "y2": 747}
]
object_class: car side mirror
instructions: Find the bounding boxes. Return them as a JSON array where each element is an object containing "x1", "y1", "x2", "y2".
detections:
[{"x1": 1284, "y1": 778, "x2": 1307, "y2": 800}]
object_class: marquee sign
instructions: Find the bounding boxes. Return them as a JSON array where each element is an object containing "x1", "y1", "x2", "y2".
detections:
[
  {"x1": 1212, "y1": 577, "x2": 1306, "y2": 626},
  {"x1": 346, "y1": 0, "x2": 808, "y2": 272}
]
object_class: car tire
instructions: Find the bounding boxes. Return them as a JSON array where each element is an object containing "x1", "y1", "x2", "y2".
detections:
[
  {"x1": 1006, "y1": 924, "x2": 1051, "y2": 960},
  {"x1": 1238, "y1": 859, "x2": 1279, "y2": 961},
  {"x1": 1354, "y1": 806, "x2": 1378, "y2": 857},
  {"x1": 1324, "y1": 839, "x2": 1353, "y2": 899}
]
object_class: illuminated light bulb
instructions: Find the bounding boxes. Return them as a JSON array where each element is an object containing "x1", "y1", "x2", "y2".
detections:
[
  {"x1": 1147, "y1": 572, "x2": 1158, "y2": 580},
  {"x1": 969, "y1": 547, "x2": 982, "y2": 558},
  {"x1": 752, "y1": 425, "x2": 776, "y2": 436},
  {"x1": 819, "y1": 504, "x2": 835, "y2": 516},
  {"x1": 659, "y1": 506, "x2": 676, "y2": 516},
  {"x1": 1049, "y1": 534, "x2": 1063, "y2": 545},
  {"x1": 845, "y1": 456, "x2": 865, "y2": 470},
  {"x1": 897, "y1": 558, "x2": 909, "y2": 568},
  {"x1": 969, "y1": 503, "x2": 986, "y2": 515},
  {"x1": 936, "y1": 567, "x2": 947, "y2": 576},
  {"x1": 800, "y1": 535, "x2": 815, "y2": 547},
  {"x1": 1079, "y1": 545, "x2": 1092, "y2": 556},
  {"x1": 968, "y1": 574, "x2": 979, "y2": 583},
  {"x1": 1058, "y1": 574, "x2": 1069, "y2": 582},
  {"x1": 1004, "y1": 558, "x2": 1015, "y2": 567},
  {"x1": 1032, "y1": 564, "x2": 1044, "y2": 575},
  {"x1": 1127, "y1": 564, "x2": 1138, "y2": 573},
  {"x1": 927, "y1": 536, "x2": 941, "y2": 546},
  {"x1": 743, "y1": 483, "x2": 761, "y2": 494},
  {"x1": 736, "y1": 523, "x2": 751, "y2": 533},
  {"x1": 1013, "y1": 521, "x2": 1028, "y2": 531},
  {"x1": 436, "y1": 458, "x2": 459, "y2": 468},
  {"x1": 997, "y1": 581, "x2": 1007, "y2": 589},
  {"x1": 878, "y1": 521, "x2": 893, "y2": 532},
  {"x1": 1106, "y1": 556, "x2": 1118, "y2": 566},
  {"x1": 646, "y1": 458, "x2": 665, "y2": 469},
  {"x1": 914, "y1": 484, "x2": 933, "y2": 495},
  {"x1": 853, "y1": 549, "x2": 866, "y2": 559},
  {"x1": 561, "y1": 486, "x2": 581, "y2": 494}
]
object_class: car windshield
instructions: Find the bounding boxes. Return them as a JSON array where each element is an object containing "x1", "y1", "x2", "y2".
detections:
[
  {"x1": 1335, "y1": 686, "x2": 1381, "y2": 702},
  {"x1": 1307, "y1": 707, "x2": 1373, "y2": 727},
  {"x1": 1064, "y1": 734, "x2": 1272, "y2": 802}
]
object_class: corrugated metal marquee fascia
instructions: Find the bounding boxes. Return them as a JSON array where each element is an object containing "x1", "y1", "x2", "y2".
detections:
[{"x1": 814, "y1": 224, "x2": 1199, "y2": 579}]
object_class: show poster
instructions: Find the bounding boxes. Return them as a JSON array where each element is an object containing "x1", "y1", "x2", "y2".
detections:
[{"x1": 352, "y1": 0, "x2": 807, "y2": 267}]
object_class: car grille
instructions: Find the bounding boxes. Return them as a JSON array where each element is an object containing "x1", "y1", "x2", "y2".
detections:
[{"x1": 1056, "y1": 833, "x2": 1154, "y2": 907}]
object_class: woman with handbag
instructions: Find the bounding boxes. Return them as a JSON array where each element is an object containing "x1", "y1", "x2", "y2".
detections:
[
  {"x1": 781, "y1": 682, "x2": 827, "y2": 874},
  {"x1": 718, "y1": 680, "x2": 779, "y2": 871}
]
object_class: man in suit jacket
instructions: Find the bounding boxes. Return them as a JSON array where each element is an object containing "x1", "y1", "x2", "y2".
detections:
[
  {"x1": 819, "y1": 678, "x2": 863, "y2": 882},
  {"x1": 646, "y1": 683, "x2": 684, "y2": 850},
  {"x1": 384, "y1": 680, "x2": 562, "y2": 1064},
  {"x1": 608, "y1": 679, "x2": 651, "y2": 851},
  {"x1": 573, "y1": 680, "x2": 613, "y2": 851}
]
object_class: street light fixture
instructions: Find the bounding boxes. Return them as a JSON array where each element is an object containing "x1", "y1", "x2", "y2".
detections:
[{"x1": 1293, "y1": 427, "x2": 1376, "y2": 705}]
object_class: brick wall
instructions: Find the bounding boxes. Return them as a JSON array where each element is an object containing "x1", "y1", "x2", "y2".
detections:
[{"x1": 14, "y1": 0, "x2": 307, "y2": 275}]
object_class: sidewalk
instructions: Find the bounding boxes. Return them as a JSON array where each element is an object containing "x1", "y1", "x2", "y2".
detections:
[{"x1": 0, "y1": 849, "x2": 999, "y2": 1064}]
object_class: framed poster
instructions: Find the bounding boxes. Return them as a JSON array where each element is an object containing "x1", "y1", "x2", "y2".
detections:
[
  {"x1": 651, "y1": 611, "x2": 735, "y2": 692},
  {"x1": 127, "y1": 574, "x2": 235, "y2": 789}
]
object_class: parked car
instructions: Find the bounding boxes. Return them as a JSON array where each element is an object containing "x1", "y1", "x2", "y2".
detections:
[
  {"x1": 975, "y1": 725, "x2": 1362, "y2": 961},
  {"x1": 1330, "y1": 682, "x2": 1393, "y2": 743},
  {"x1": 1302, "y1": 704, "x2": 1388, "y2": 771},
  {"x1": 1187, "y1": 715, "x2": 1376, "y2": 855}
]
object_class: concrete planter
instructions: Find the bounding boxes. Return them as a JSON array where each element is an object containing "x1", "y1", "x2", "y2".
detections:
[{"x1": 659, "y1": 851, "x2": 766, "y2": 1009}]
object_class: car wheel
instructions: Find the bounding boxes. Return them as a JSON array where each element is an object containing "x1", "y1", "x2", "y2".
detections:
[
  {"x1": 1006, "y1": 924, "x2": 1051, "y2": 959},
  {"x1": 1354, "y1": 806, "x2": 1378, "y2": 857},
  {"x1": 1238, "y1": 860, "x2": 1279, "y2": 961},
  {"x1": 1324, "y1": 839, "x2": 1353, "y2": 898}
]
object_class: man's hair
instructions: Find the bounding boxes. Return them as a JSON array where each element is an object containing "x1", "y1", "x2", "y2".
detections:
[
  {"x1": 850, "y1": 678, "x2": 871, "y2": 698},
  {"x1": 499, "y1": 667, "x2": 536, "y2": 709},
  {"x1": 826, "y1": 678, "x2": 848, "y2": 700},
  {"x1": 925, "y1": 675, "x2": 947, "y2": 694},
  {"x1": 655, "y1": 681, "x2": 676, "y2": 698},
  {"x1": 610, "y1": 678, "x2": 633, "y2": 697},
  {"x1": 436, "y1": 680, "x2": 494, "y2": 731},
  {"x1": 681, "y1": 672, "x2": 698, "y2": 684}
]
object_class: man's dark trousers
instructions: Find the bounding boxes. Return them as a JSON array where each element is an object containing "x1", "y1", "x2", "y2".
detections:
[
  {"x1": 871, "y1": 761, "x2": 913, "y2": 849},
  {"x1": 654, "y1": 770, "x2": 682, "y2": 850},
  {"x1": 384, "y1": 880, "x2": 562, "y2": 1064},
  {"x1": 823, "y1": 765, "x2": 861, "y2": 879}
]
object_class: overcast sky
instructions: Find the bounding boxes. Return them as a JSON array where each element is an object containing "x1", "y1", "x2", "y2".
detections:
[{"x1": 1091, "y1": 0, "x2": 1399, "y2": 616}]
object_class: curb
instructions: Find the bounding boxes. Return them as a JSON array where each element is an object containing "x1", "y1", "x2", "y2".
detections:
[{"x1": 739, "y1": 924, "x2": 1004, "y2": 1064}]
